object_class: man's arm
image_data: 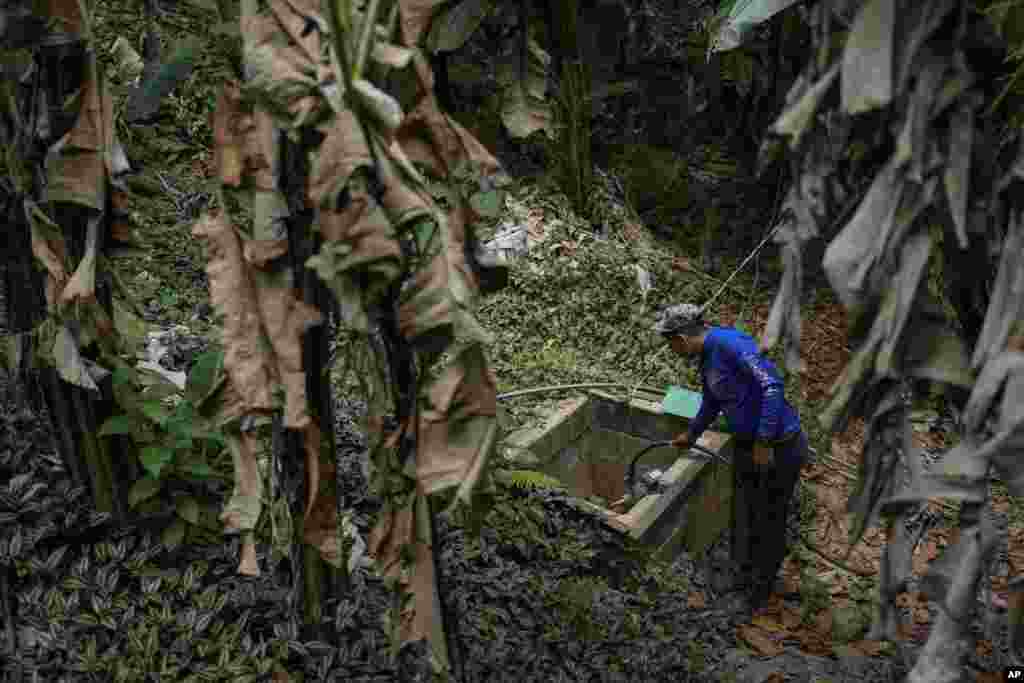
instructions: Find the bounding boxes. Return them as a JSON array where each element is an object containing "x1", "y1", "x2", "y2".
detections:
[
  {"x1": 739, "y1": 351, "x2": 785, "y2": 442},
  {"x1": 687, "y1": 391, "x2": 721, "y2": 443}
]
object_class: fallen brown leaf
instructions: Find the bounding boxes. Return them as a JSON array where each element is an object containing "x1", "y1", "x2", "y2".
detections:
[
  {"x1": 672, "y1": 257, "x2": 693, "y2": 272},
  {"x1": 687, "y1": 591, "x2": 706, "y2": 609},
  {"x1": 796, "y1": 627, "x2": 832, "y2": 656},
  {"x1": 738, "y1": 625, "x2": 783, "y2": 657}
]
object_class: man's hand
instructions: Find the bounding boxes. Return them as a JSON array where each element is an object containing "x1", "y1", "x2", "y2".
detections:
[
  {"x1": 753, "y1": 441, "x2": 774, "y2": 466},
  {"x1": 671, "y1": 433, "x2": 692, "y2": 450}
]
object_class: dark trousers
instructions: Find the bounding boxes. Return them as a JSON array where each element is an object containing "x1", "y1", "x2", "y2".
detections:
[{"x1": 731, "y1": 432, "x2": 805, "y2": 595}]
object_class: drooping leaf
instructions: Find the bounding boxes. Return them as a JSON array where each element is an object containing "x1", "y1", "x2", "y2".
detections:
[
  {"x1": 846, "y1": 383, "x2": 908, "y2": 549},
  {"x1": 497, "y1": 39, "x2": 553, "y2": 140},
  {"x1": 53, "y1": 325, "x2": 98, "y2": 391},
  {"x1": 944, "y1": 104, "x2": 973, "y2": 249},
  {"x1": 221, "y1": 431, "x2": 263, "y2": 533},
  {"x1": 970, "y1": 209, "x2": 1024, "y2": 370},
  {"x1": 59, "y1": 214, "x2": 101, "y2": 306},
  {"x1": 893, "y1": 51, "x2": 947, "y2": 180},
  {"x1": 302, "y1": 461, "x2": 338, "y2": 566},
  {"x1": 426, "y1": 0, "x2": 492, "y2": 54},
  {"x1": 902, "y1": 308, "x2": 974, "y2": 388},
  {"x1": 822, "y1": 158, "x2": 903, "y2": 309},
  {"x1": 251, "y1": 278, "x2": 323, "y2": 429},
  {"x1": 397, "y1": 0, "x2": 449, "y2": 47},
  {"x1": 309, "y1": 172, "x2": 403, "y2": 285},
  {"x1": 895, "y1": 0, "x2": 957, "y2": 92},
  {"x1": 191, "y1": 213, "x2": 276, "y2": 413},
  {"x1": 709, "y1": 0, "x2": 803, "y2": 54},
  {"x1": 919, "y1": 505, "x2": 999, "y2": 622},
  {"x1": 416, "y1": 344, "x2": 497, "y2": 502},
  {"x1": 822, "y1": 233, "x2": 932, "y2": 432},
  {"x1": 27, "y1": 202, "x2": 69, "y2": 303},
  {"x1": 761, "y1": 238, "x2": 804, "y2": 372},
  {"x1": 44, "y1": 71, "x2": 108, "y2": 210},
  {"x1": 770, "y1": 63, "x2": 839, "y2": 151},
  {"x1": 869, "y1": 511, "x2": 927, "y2": 640},
  {"x1": 841, "y1": 0, "x2": 895, "y2": 114},
  {"x1": 396, "y1": 55, "x2": 502, "y2": 178}
]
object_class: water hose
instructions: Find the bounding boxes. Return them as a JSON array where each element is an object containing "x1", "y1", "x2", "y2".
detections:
[
  {"x1": 496, "y1": 382, "x2": 664, "y2": 401},
  {"x1": 626, "y1": 441, "x2": 728, "y2": 497}
]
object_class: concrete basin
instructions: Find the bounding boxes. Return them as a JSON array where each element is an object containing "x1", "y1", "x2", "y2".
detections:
[{"x1": 502, "y1": 389, "x2": 735, "y2": 561}]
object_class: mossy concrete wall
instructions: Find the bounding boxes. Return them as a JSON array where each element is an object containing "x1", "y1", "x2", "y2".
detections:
[{"x1": 501, "y1": 390, "x2": 735, "y2": 559}]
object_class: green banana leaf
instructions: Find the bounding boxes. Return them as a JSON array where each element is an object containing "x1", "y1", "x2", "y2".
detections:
[{"x1": 710, "y1": 0, "x2": 802, "y2": 53}]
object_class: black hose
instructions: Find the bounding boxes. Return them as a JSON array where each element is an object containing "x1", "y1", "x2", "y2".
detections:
[{"x1": 626, "y1": 441, "x2": 727, "y2": 497}]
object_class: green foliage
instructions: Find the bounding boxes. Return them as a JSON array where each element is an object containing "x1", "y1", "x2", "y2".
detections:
[
  {"x1": 543, "y1": 60, "x2": 595, "y2": 220},
  {"x1": 13, "y1": 528, "x2": 297, "y2": 681},
  {"x1": 478, "y1": 208, "x2": 707, "y2": 399},
  {"x1": 982, "y1": 0, "x2": 1024, "y2": 124},
  {"x1": 796, "y1": 478, "x2": 818, "y2": 527},
  {"x1": 98, "y1": 348, "x2": 229, "y2": 544},
  {"x1": 831, "y1": 603, "x2": 871, "y2": 643},
  {"x1": 495, "y1": 469, "x2": 565, "y2": 492},
  {"x1": 608, "y1": 144, "x2": 691, "y2": 230},
  {"x1": 798, "y1": 565, "x2": 832, "y2": 625},
  {"x1": 687, "y1": 639, "x2": 706, "y2": 673},
  {"x1": 549, "y1": 576, "x2": 607, "y2": 640}
]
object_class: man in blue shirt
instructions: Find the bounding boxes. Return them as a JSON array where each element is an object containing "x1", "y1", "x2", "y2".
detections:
[{"x1": 653, "y1": 304, "x2": 807, "y2": 611}]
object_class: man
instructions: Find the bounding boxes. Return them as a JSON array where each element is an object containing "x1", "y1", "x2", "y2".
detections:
[{"x1": 653, "y1": 303, "x2": 807, "y2": 611}]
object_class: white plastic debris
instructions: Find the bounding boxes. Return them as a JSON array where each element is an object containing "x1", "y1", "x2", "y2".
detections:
[
  {"x1": 481, "y1": 222, "x2": 529, "y2": 264},
  {"x1": 342, "y1": 513, "x2": 373, "y2": 573},
  {"x1": 645, "y1": 468, "x2": 664, "y2": 483},
  {"x1": 633, "y1": 264, "x2": 653, "y2": 302},
  {"x1": 135, "y1": 327, "x2": 188, "y2": 389},
  {"x1": 109, "y1": 36, "x2": 144, "y2": 83}
]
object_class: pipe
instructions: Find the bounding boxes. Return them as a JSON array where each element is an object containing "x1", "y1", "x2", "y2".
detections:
[
  {"x1": 497, "y1": 382, "x2": 665, "y2": 401},
  {"x1": 626, "y1": 441, "x2": 728, "y2": 496}
]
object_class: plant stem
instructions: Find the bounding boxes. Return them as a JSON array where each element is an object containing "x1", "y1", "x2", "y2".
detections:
[{"x1": 353, "y1": 0, "x2": 382, "y2": 78}]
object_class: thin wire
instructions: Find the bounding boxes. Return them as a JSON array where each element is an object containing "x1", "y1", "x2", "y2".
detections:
[
  {"x1": 737, "y1": 171, "x2": 786, "y2": 326},
  {"x1": 702, "y1": 170, "x2": 787, "y2": 318}
]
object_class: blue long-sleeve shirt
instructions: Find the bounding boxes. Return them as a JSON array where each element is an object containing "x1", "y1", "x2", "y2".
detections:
[{"x1": 686, "y1": 327, "x2": 802, "y2": 455}]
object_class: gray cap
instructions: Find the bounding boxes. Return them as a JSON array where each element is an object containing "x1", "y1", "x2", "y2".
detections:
[{"x1": 652, "y1": 303, "x2": 705, "y2": 337}]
